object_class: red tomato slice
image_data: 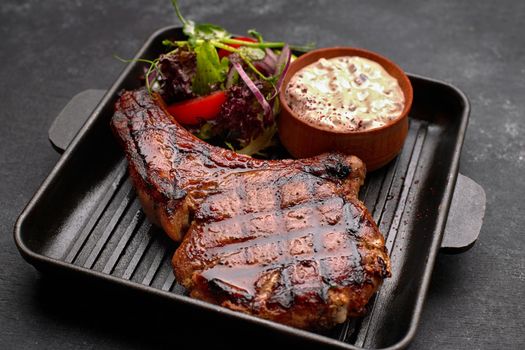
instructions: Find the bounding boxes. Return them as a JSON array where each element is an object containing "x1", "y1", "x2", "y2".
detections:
[
  {"x1": 217, "y1": 36, "x2": 258, "y2": 59},
  {"x1": 167, "y1": 91, "x2": 227, "y2": 125}
]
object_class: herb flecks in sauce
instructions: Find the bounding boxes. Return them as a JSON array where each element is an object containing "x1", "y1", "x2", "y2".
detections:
[{"x1": 285, "y1": 56, "x2": 405, "y2": 132}]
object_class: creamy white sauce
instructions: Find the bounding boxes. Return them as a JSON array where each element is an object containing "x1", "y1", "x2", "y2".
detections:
[{"x1": 285, "y1": 56, "x2": 405, "y2": 131}]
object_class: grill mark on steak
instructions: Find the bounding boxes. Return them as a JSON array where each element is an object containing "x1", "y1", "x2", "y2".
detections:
[
  {"x1": 111, "y1": 88, "x2": 391, "y2": 329},
  {"x1": 197, "y1": 199, "x2": 359, "y2": 258},
  {"x1": 187, "y1": 193, "x2": 370, "y2": 309}
]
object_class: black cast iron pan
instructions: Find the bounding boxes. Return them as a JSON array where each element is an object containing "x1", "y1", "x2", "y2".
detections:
[{"x1": 15, "y1": 26, "x2": 485, "y2": 349}]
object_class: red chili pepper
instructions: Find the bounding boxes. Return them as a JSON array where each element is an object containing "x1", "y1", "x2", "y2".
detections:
[
  {"x1": 217, "y1": 36, "x2": 258, "y2": 59},
  {"x1": 166, "y1": 91, "x2": 227, "y2": 125}
]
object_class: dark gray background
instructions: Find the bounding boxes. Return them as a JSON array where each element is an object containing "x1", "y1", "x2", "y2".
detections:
[{"x1": 1, "y1": 1, "x2": 523, "y2": 349}]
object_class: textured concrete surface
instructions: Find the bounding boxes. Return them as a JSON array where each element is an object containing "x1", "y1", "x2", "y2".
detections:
[{"x1": 0, "y1": 1, "x2": 523, "y2": 349}]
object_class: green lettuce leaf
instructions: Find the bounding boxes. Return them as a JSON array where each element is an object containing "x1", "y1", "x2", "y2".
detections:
[{"x1": 192, "y1": 41, "x2": 229, "y2": 95}]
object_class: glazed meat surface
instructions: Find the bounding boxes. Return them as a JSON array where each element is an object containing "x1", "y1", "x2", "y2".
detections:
[{"x1": 111, "y1": 88, "x2": 391, "y2": 329}]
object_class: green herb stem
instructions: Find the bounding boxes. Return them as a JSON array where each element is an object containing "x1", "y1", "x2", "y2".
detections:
[
  {"x1": 209, "y1": 40, "x2": 238, "y2": 53},
  {"x1": 144, "y1": 59, "x2": 160, "y2": 94},
  {"x1": 171, "y1": 40, "x2": 191, "y2": 47},
  {"x1": 247, "y1": 29, "x2": 264, "y2": 43},
  {"x1": 221, "y1": 38, "x2": 286, "y2": 49},
  {"x1": 113, "y1": 55, "x2": 155, "y2": 65},
  {"x1": 114, "y1": 55, "x2": 160, "y2": 94},
  {"x1": 172, "y1": 0, "x2": 189, "y2": 26},
  {"x1": 170, "y1": 38, "x2": 282, "y2": 50},
  {"x1": 167, "y1": 38, "x2": 310, "y2": 53}
]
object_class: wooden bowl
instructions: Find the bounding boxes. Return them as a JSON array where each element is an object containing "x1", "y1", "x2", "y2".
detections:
[{"x1": 278, "y1": 47, "x2": 413, "y2": 171}]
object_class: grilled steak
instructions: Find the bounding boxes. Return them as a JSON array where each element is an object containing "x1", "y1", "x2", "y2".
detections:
[{"x1": 111, "y1": 88, "x2": 391, "y2": 329}]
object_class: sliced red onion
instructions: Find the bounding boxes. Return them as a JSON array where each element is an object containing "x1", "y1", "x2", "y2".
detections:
[
  {"x1": 265, "y1": 45, "x2": 291, "y2": 100},
  {"x1": 265, "y1": 48, "x2": 278, "y2": 65},
  {"x1": 254, "y1": 49, "x2": 279, "y2": 76},
  {"x1": 254, "y1": 60, "x2": 274, "y2": 76},
  {"x1": 275, "y1": 44, "x2": 291, "y2": 91},
  {"x1": 232, "y1": 60, "x2": 273, "y2": 123}
]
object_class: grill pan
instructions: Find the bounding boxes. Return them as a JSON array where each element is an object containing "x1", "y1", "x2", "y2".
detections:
[{"x1": 14, "y1": 26, "x2": 485, "y2": 349}]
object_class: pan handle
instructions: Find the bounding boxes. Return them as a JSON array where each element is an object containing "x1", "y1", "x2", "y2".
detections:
[
  {"x1": 48, "y1": 89, "x2": 107, "y2": 153},
  {"x1": 440, "y1": 174, "x2": 485, "y2": 253},
  {"x1": 48, "y1": 90, "x2": 485, "y2": 253}
]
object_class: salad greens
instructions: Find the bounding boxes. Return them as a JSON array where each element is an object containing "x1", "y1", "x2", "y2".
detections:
[
  {"x1": 120, "y1": 0, "x2": 313, "y2": 156},
  {"x1": 168, "y1": 0, "x2": 309, "y2": 90}
]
